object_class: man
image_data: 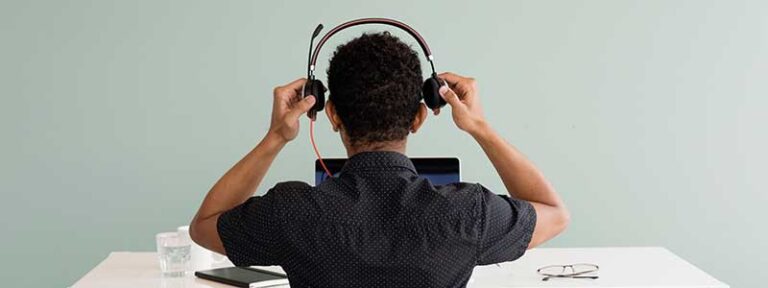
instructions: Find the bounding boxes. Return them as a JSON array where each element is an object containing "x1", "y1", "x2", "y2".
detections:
[{"x1": 190, "y1": 32, "x2": 569, "y2": 287}]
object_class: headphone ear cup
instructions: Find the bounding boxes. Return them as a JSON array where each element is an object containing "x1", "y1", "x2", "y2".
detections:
[
  {"x1": 422, "y1": 77, "x2": 446, "y2": 110},
  {"x1": 303, "y1": 80, "x2": 326, "y2": 116}
]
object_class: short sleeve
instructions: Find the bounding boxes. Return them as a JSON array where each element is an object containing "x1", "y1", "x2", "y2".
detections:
[
  {"x1": 217, "y1": 190, "x2": 282, "y2": 266},
  {"x1": 476, "y1": 184, "x2": 537, "y2": 265}
]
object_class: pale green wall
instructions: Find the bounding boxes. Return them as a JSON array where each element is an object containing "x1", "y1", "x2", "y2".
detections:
[{"x1": 1, "y1": 0, "x2": 765, "y2": 287}]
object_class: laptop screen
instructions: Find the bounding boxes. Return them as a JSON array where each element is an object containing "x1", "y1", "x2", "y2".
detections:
[{"x1": 315, "y1": 158, "x2": 460, "y2": 186}]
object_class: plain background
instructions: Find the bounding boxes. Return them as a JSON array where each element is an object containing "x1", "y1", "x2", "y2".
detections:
[{"x1": 1, "y1": 0, "x2": 765, "y2": 287}]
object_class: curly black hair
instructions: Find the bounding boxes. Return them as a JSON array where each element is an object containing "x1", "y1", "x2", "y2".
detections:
[{"x1": 327, "y1": 32, "x2": 422, "y2": 148}]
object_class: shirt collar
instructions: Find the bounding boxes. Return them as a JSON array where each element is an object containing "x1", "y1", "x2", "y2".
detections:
[{"x1": 339, "y1": 151, "x2": 417, "y2": 175}]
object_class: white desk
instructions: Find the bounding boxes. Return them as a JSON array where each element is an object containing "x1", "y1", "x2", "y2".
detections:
[{"x1": 72, "y1": 247, "x2": 728, "y2": 288}]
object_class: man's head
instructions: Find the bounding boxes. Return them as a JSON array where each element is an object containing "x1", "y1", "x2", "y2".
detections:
[{"x1": 325, "y1": 32, "x2": 428, "y2": 151}]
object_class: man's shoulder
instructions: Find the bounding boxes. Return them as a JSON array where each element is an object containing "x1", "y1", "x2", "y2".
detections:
[
  {"x1": 271, "y1": 180, "x2": 313, "y2": 191},
  {"x1": 413, "y1": 181, "x2": 486, "y2": 216},
  {"x1": 431, "y1": 182, "x2": 515, "y2": 214},
  {"x1": 265, "y1": 181, "x2": 315, "y2": 199},
  {"x1": 436, "y1": 181, "x2": 482, "y2": 191},
  {"x1": 433, "y1": 182, "x2": 485, "y2": 200}
]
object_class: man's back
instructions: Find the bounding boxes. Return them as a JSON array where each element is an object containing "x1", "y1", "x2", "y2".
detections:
[{"x1": 217, "y1": 152, "x2": 536, "y2": 288}]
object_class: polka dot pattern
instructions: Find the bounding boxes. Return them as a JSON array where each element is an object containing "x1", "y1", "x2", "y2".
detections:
[{"x1": 217, "y1": 151, "x2": 536, "y2": 287}]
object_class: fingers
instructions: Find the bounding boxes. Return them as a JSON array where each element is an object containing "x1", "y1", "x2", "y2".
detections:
[
  {"x1": 438, "y1": 72, "x2": 467, "y2": 86},
  {"x1": 282, "y1": 78, "x2": 308, "y2": 91},
  {"x1": 274, "y1": 78, "x2": 308, "y2": 98},
  {"x1": 438, "y1": 72, "x2": 477, "y2": 93},
  {"x1": 438, "y1": 85, "x2": 463, "y2": 108},
  {"x1": 287, "y1": 95, "x2": 316, "y2": 119}
]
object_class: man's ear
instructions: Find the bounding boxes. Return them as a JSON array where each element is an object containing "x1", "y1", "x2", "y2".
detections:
[
  {"x1": 410, "y1": 103, "x2": 428, "y2": 134},
  {"x1": 324, "y1": 100, "x2": 343, "y2": 132}
]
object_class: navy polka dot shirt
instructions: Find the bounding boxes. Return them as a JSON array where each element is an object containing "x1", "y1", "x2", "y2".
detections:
[{"x1": 217, "y1": 151, "x2": 536, "y2": 288}]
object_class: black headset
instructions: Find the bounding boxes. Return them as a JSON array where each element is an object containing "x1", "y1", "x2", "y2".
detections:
[{"x1": 302, "y1": 18, "x2": 446, "y2": 120}]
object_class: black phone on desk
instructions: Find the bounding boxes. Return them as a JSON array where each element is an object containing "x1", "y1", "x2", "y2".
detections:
[{"x1": 195, "y1": 267, "x2": 289, "y2": 288}]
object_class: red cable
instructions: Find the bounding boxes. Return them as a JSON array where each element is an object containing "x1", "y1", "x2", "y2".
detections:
[{"x1": 310, "y1": 119, "x2": 333, "y2": 178}]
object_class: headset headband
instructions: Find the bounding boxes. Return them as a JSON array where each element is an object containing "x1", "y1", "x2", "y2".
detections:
[{"x1": 307, "y1": 18, "x2": 436, "y2": 79}]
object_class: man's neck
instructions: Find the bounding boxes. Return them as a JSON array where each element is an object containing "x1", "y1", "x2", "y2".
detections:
[{"x1": 345, "y1": 140, "x2": 407, "y2": 157}]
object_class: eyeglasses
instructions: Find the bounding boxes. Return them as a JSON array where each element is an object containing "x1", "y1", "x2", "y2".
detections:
[{"x1": 536, "y1": 263, "x2": 599, "y2": 281}]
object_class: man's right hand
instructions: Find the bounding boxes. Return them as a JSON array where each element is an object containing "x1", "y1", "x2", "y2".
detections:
[{"x1": 438, "y1": 72, "x2": 488, "y2": 136}]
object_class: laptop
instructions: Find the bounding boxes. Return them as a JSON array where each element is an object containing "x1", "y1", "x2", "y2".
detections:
[{"x1": 315, "y1": 157, "x2": 460, "y2": 185}]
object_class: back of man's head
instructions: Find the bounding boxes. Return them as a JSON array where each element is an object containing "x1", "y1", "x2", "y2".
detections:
[{"x1": 327, "y1": 32, "x2": 423, "y2": 148}]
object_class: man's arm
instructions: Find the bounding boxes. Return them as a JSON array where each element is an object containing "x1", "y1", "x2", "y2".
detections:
[
  {"x1": 438, "y1": 72, "x2": 569, "y2": 249},
  {"x1": 470, "y1": 126, "x2": 569, "y2": 248},
  {"x1": 189, "y1": 78, "x2": 316, "y2": 254}
]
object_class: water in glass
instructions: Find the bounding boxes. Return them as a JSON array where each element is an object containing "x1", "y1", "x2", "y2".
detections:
[{"x1": 156, "y1": 232, "x2": 191, "y2": 277}]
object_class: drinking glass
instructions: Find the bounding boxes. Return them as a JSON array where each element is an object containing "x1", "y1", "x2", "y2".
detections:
[{"x1": 156, "y1": 232, "x2": 191, "y2": 277}]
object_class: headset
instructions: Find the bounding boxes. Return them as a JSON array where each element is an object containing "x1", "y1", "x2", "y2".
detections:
[
  {"x1": 302, "y1": 18, "x2": 446, "y2": 178},
  {"x1": 302, "y1": 17, "x2": 446, "y2": 119}
]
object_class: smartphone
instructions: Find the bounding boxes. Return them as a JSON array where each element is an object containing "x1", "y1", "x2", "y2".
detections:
[{"x1": 195, "y1": 267, "x2": 289, "y2": 288}]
